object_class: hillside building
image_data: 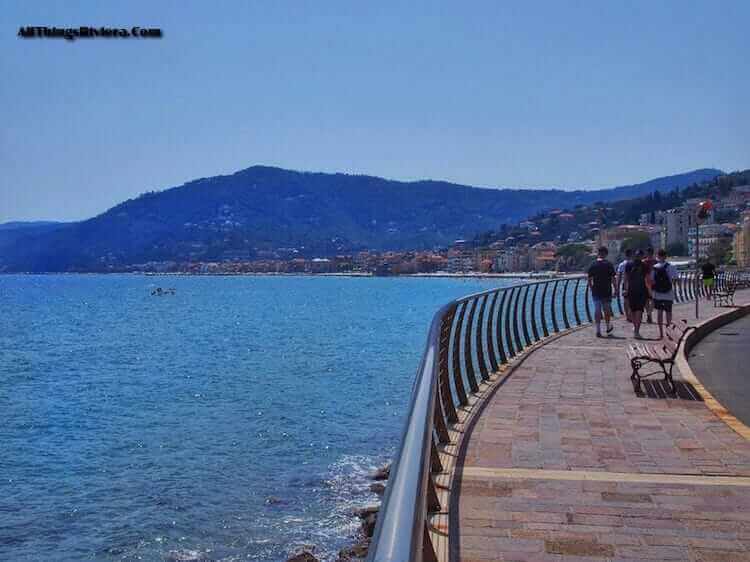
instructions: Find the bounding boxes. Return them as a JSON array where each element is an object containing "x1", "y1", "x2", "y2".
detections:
[
  {"x1": 494, "y1": 246, "x2": 530, "y2": 272},
  {"x1": 687, "y1": 224, "x2": 734, "y2": 260},
  {"x1": 528, "y1": 242, "x2": 558, "y2": 271},
  {"x1": 447, "y1": 239, "x2": 475, "y2": 272},
  {"x1": 734, "y1": 212, "x2": 750, "y2": 267},
  {"x1": 598, "y1": 225, "x2": 661, "y2": 257}
]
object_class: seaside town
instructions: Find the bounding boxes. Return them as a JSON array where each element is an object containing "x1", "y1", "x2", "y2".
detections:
[
  {"x1": 7, "y1": 4, "x2": 750, "y2": 562},
  {"x1": 128, "y1": 180, "x2": 750, "y2": 276}
]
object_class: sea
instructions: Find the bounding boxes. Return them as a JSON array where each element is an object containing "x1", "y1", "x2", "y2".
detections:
[{"x1": 1, "y1": 274, "x2": 516, "y2": 562}]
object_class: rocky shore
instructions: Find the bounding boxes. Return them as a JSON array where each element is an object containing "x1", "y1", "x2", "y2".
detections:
[{"x1": 286, "y1": 463, "x2": 390, "y2": 562}]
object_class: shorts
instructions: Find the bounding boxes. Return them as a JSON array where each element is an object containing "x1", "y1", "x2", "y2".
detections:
[
  {"x1": 628, "y1": 293, "x2": 647, "y2": 312},
  {"x1": 592, "y1": 296, "x2": 612, "y2": 315},
  {"x1": 703, "y1": 278, "x2": 715, "y2": 288},
  {"x1": 653, "y1": 299, "x2": 673, "y2": 313}
]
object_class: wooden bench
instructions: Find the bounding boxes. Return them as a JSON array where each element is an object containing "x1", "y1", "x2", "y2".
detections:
[
  {"x1": 713, "y1": 283, "x2": 737, "y2": 307},
  {"x1": 627, "y1": 320, "x2": 695, "y2": 394}
]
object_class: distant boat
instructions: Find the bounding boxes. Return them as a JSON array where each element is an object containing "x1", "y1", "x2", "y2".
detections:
[{"x1": 151, "y1": 287, "x2": 176, "y2": 296}]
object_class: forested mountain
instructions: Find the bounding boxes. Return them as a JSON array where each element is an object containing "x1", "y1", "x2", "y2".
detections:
[
  {"x1": 0, "y1": 166, "x2": 721, "y2": 272},
  {"x1": 0, "y1": 221, "x2": 68, "y2": 260}
]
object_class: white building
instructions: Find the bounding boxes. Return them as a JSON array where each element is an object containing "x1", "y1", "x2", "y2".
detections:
[
  {"x1": 494, "y1": 247, "x2": 529, "y2": 272},
  {"x1": 687, "y1": 224, "x2": 732, "y2": 259},
  {"x1": 654, "y1": 203, "x2": 714, "y2": 250},
  {"x1": 447, "y1": 254, "x2": 474, "y2": 273}
]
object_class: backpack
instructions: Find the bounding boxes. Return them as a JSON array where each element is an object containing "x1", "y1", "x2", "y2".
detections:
[{"x1": 653, "y1": 263, "x2": 672, "y2": 293}]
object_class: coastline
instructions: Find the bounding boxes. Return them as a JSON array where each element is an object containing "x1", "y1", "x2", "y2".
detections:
[{"x1": 0, "y1": 271, "x2": 583, "y2": 279}]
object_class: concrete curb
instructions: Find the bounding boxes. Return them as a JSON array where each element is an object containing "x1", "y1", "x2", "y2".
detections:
[{"x1": 676, "y1": 303, "x2": 750, "y2": 441}]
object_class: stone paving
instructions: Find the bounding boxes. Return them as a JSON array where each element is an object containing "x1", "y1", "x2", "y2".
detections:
[{"x1": 455, "y1": 292, "x2": 750, "y2": 562}]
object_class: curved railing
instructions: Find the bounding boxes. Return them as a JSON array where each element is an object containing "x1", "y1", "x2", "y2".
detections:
[
  {"x1": 672, "y1": 269, "x2": 742, "y2": 302},
  {"x1": 367, "y1": 268, "x2": 742, "y2": 562}
]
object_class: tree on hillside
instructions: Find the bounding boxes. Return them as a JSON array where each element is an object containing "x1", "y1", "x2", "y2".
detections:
[
  {"x1": 620, "y1": 233, "x2": 651, "y2": 254},
  {"x1": 473, "y1": 230, "x2": 497, "y2": 247},
  {"x1": 707, "y1": 238, "x2": 733, "y2": 265},
  {"x1": 555, "y1": 243, "x2": 592, "y2": 271},
  {"x1": 717, "y1": 175, "x2": 734, "y2": 196}
]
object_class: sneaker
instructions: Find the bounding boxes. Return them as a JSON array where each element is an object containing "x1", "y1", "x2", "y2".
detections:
[
  {"x1": 596, "y1": 332, "x2": 603, "y2": 338},
  {"x1": 606, "y1": 324, "x2": 614, "y2": 334}
]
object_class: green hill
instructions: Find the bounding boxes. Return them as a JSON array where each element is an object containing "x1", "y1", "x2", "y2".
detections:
[{"x1": 0, "y1": 166, "x2": 722, "y2": 272}]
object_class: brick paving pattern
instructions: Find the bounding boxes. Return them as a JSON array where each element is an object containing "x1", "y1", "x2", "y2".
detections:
[{"x1": 455, "y1": 293, "x2": 750, "y2": 562}]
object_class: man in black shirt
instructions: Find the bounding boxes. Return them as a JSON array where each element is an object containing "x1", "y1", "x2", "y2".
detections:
[
  {"x1": 588, "y1": 246, "x2": 617, "y2": 337},
  {"x1": 701, "y1": 260, "x2": 717, "y2": 300}
]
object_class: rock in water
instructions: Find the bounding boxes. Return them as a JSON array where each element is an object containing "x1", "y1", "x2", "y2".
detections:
[
  {"x1": 362, "y1": 511, "x2": 378, "y2": 538},
  {"x1": 355, "y1": 505, "x2": 379, "y2": 519},
  {"x1": 369, "y1": 482, "x2": 386, "y2": 495},
  {"x1": 337, "y1": 539, "x2": 370, "y2": 561},
  {"x1": 370, "y1": 463, "x2": 390, "y2": 481},
  {"x1": 286, "y1": 552, "x2": 319, "y2": 562}
]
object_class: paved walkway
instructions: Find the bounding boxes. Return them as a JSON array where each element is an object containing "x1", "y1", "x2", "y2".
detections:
[
  {"x1": 689, "y1": 314, "x2": 750, "y2": 427},
  {"x1": 454, "y1": 292, "x2": 750, "y2": 562}
]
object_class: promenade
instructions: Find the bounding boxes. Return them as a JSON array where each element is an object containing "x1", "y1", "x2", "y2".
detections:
[{"x1": 454, "y1": 292, "x2": 750, "y2": 562}]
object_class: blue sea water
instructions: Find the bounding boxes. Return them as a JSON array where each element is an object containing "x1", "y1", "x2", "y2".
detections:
[{"x1": 1, "y1": 275, "x2": 515, "y2": 562}]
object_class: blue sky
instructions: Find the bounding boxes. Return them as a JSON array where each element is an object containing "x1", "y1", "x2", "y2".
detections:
[{"x1": 2, "y1": 1, "x2": 749, "y2": 222}]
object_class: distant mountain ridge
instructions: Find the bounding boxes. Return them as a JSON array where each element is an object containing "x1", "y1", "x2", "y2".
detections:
[
  {"x1": 0, "y1": 220, "x2": 64, "y2": 231},
  {"x1": 0, "y1": 166, "x2": 722, "y2": 272}
]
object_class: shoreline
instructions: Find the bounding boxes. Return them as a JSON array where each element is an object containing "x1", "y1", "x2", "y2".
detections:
[{"x1": 0, "y1": 271, "x2": 583, "y2": 280}]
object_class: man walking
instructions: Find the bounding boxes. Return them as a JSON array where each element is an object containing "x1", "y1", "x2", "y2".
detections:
[
  {"x1": 701, "y1": 259, "x2": 716, "y2": 301},
  {"x1": 588, "y1": 246, "x2": 617, "y2": 338},
  {"x1": 616, "y1": 248, "x2": 633, "y2": 322},
  {"x1": 624, "y1": 250, "x2": 650, "y2": 339},
  {"x1": 642, "y1": 247, "x2": 657, "y2": 323},
  {"x1": 651, "y1": 249, "x2": 677, "y2": 339}
]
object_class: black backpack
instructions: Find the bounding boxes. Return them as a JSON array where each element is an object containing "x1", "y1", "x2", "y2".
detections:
[{"x1": 653, "y1": 263, "x2": 672, "y2": 293}]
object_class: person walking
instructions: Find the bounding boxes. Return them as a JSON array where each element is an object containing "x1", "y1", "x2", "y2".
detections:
[
  {"x1": 701, "y1": 259, "x2": 717, "y2": 301},
  {"x1": 588, "y1": 246, "x2": 617, "y2": 338},
  {"x1": 616, "y1": 248, "x2": 633, "y2": 322},
  {"x1": 651, "y1": 248, "x2": 677, "y2": 339},
  {"x1": 642, "y1": 247, "x2": 657, "y2": 323},
  {"x1": 623, "y1": 250, "x2": 650, "y2": 339}
]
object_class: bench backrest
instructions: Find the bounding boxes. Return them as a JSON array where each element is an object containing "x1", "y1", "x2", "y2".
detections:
[
  {"x1": 666, "y1": 319, "x2": 689, "y2": 338},
  {"x1": 664, "y1": 320, "x2": 694, "y2": 360}
]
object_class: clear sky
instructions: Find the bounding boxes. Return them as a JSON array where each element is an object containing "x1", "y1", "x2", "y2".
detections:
[{"x1": 2, "y1": 1, "x2": 749, "y2": 222}]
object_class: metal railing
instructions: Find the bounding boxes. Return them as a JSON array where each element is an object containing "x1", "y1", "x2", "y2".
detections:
[
  {"x1": 672, "y1": 269, "x2": 743, "y2": 302},
  {"x1": 366, "y1": 269, "x2": 742, "y2": 562}
]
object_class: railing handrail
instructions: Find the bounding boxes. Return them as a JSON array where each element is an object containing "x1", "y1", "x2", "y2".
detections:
[
  {"x1": 367, "y1": 301, "x2": 450, "y2": 562},
  {"x1": 452, "y1": 274, "x2": 586, "y2": 305},
  {"x1": 366, "y1": 269, "x2": 743, "y2": 562}
]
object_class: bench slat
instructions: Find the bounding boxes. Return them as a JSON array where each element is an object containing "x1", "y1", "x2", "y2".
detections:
[{"x1": 628, "y1": 343, "x2": 669, "y2": 361}]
